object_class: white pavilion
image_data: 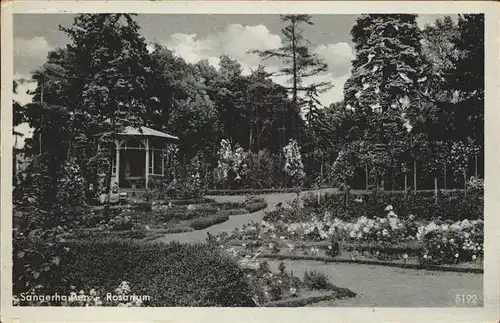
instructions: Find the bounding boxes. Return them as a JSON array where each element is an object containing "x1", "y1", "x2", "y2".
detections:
[{"x1": 97, "y1": 126, "x2": 179, "y2": 189}]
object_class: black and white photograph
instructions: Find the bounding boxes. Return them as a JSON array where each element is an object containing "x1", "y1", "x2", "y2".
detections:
[{"x1": 1, "y1": 1, "x2": 499, "y2": 322}]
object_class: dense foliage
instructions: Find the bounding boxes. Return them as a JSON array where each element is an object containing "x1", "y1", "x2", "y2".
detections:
[
  {"x1": 14, "y1": 14, "x2": 483, "y2": 193},
  {"x1": 302, "y1": 189, "x2": 483, "y2": 222},
  {"x1": 14, "y1": 240, "x2": 257, "y2": 306}
]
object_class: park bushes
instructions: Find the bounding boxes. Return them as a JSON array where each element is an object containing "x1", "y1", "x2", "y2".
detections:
[
  {"x1": 303, "y1": 189, "x2": 483, "y2": 221},
  {"x1": 13, "y1": 240, "x2": 256, "y2": 307},
  {"x1": 188, "y1": 213, "x2": 230, "y2": 230}
]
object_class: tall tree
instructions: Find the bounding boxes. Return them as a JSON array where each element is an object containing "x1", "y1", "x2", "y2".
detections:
[
  {"x1": 253, "y1": 15, "x2": 331, "y2": 140},
  {"x1": 344, "y1": 14, "x2": 426, "y2": 189},
  {"x1": 61, "y1": 14, "x2": 153, "y2": 197},
  {"x1": 211, "y1": 55, "x2": 249, "y2": 148},
  {"x1": 447, "y1": 14, "x2": 484, "y2": 147}
]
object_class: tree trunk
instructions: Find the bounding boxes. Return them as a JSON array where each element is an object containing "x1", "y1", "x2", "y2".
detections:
[
  {"x1": 344, "y1": 178, "x2": 348, "y2": 209},
  {"x1": 475, "y1": 154, "x2": 478, "y2": 177},
  {"x1": 413, "y1": 159, "x2": 417, "y2": 192},
  {"x1": 365, "y1": 163, "x2": 369, "y2": 190},
  {"x1": 443, "y1": 161, "x2": 447, "y2": 189},
  {"x1": 291, "y1": 20, "x2": 298, "y2": 136},
  {"x1": 434, "y1": 176, "x2": 438, "y2": 205},
  {"x1": 404, "y1": 173, "x2": 408, "y2": 193},
  {"x1": 320, "y1": 161, "x2": 324, "y2": 186},
  {"x1": 291, "y1": 20, "x2": 297, "y2": 110},
  {"x1": 66, "y1": 136, "x2": 73, "y2": 161},
  {"x1": 391, "y1": 167, "x2": 394, "y2": 192}
]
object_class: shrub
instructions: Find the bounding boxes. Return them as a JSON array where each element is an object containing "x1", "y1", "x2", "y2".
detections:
[
  {"x1": 14, "y1": 240, "x2": 256, "y2": 307},
  {"x1": 108, "y1": 214, "x2": 134, "y2": 231},
  {"x1": 165, "y1": 177, "x2": 206, "y2": 200},
  {"x1": 188, "y1": 214, "x2": 229, "y2": 230},
  {"x1": 245, "y1": 202, "x2": 268, "y2": 213},
  {"x1": 303, "y1": 270, "x2": 334, "y2": 290},
  {"x1": 13, "y1": 207, "x2": 72, "y2": 294},
  {"x1": 419, "y1": 219, "x2": 483, "y2": 264},
  {"x1": 164, "y1": 227, "x2": 195, "y2": 234},
  {"x1": 55, "y1": 159, "x2": 86, "y2": 207}
]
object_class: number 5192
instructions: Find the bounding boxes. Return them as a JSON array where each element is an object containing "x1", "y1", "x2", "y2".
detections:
[{"x1": 455, "y1": 293, "x2": 479, "y2": 304}]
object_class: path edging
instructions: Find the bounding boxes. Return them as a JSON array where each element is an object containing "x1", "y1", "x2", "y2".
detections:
[
  {"x1": 257, "y1": 253, "x2": 483, "y2": 274},
  {"x1": 263, "y1": 290, "x2": 354, "y2": 307}
]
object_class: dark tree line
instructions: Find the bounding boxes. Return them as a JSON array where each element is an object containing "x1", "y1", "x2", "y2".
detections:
[{"x1": 13, "y1": 13, "x2": 484, "y2": 206}]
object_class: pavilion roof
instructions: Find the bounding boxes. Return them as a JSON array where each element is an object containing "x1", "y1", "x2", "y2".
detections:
[{"x1": 118, "y1": 126, "x2": 179, "y2": 141}]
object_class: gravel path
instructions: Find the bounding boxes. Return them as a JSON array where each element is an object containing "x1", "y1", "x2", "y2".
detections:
[{"x1": 156, "y1": 189, "x2": 338, "y2": 244}]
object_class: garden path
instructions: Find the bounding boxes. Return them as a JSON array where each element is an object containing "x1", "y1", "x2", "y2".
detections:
[
  {"x1": 157, "y1": 188, "x2": 338, "y2": 244},
  {"x1": 157, "y1": 190, "x2": 483, "y2": 307},
  {"x1": 267, "y1": 259, "x2": 483, "y2": 307}
]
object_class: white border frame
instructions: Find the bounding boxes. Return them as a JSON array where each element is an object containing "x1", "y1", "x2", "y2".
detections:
[{"x1": 1, "y1": 2, "x2": 499, "y2": 322}]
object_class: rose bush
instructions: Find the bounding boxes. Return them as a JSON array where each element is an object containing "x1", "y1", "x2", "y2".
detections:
[
  {"x1": 229, "y1": 204, "x2": 483, "y2": 265},
  {"x1": 418, "y1": 219, "x2": 483, "y2": 264}
]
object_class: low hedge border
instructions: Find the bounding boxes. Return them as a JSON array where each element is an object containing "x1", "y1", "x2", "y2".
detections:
[
  {"x1": 207, "y1": 188, "x2": 305, "y2": 196},
  {"x1": 228, "y1": 239, "x2": 422, "y2": 252},
  {"x1": 263, "y1": 289, "x2": 356, "y2": 307},
  {"x1": 257, "y1": 253, "x2": 483, "y2": 274},
  {"x1": 188, "y1": 213, "x2": 229, "y2": 230}
]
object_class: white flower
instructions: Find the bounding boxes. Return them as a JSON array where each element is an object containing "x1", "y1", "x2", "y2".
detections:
[
  {"x1": 403, "y1": 253, "x2": 408, "y2": 259},
  {"x1": 472, "y1": 255, "x2": 477, "y2": 260},
  {"x1": 387, "y1": 210, "x2": 397, "y2": 218},
  {"x1": 384, "y1": 205, "x2": 393, "y2": 212}
]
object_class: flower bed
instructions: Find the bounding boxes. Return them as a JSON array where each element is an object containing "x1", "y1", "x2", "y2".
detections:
[
  {"x1": 228, "y1": 205, "x2": 483, "y2": 266},
  {"x1": 69, "y1": 196, "x2": 268, "y2": 241}
]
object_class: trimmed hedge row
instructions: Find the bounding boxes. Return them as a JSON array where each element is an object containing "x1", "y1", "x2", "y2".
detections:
[
  {"x1": 303, "y1": 190, "x2": 483, "y2": 221},
  {"x1": 207, "y1": 188, "x2": 303, "y2": 196},
  {"x1": 188, "y1": 213, "x2": 229, "y2": 230},
  {"x1": 14, "y1": 240, "x2": 256, "y2": 307}
]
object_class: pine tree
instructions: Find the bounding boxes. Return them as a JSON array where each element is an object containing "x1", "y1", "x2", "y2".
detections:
[{"x1": 253, "y1": 15, "x2": 331, "y2": 141}]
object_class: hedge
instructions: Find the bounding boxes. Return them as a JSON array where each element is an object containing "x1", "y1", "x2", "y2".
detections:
[
  {"x1": 188, "y1": 213, "x2": 229, "y2": 230},
  {"x1": 303, "y1": 190, "x2": 483, "y2": 221},
  {"x1": 206, "y1": 188, "x2": 303, "y2": 196},
  {"x1": 14, "y1": 240, "x2": 256, "y2": 307}
]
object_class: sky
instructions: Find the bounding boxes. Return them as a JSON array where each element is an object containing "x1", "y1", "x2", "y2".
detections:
[{"x1": 12, "y1": 13, "x2": 453, "y2": 145}]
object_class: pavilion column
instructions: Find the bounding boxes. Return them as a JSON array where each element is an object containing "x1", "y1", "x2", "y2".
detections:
[
  {"x1": 145, "y1": 138, "x2": 150, "y2": 189},
  {"x1": 115, "y1": 140, "x2": 123, "y2": 187},
  {"x1": 162, "y1": 148, "x2": 165, "y2": 177}
]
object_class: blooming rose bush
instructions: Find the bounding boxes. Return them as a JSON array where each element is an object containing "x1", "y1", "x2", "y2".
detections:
[
  {"x1": 230, "y1": 205, "x2": 483, "y2": 265},
  {"x1": 418, "y1": 219, "x2": 483, "y2": 264},
  {"x1": 282, "y1": 139, "x2": 305, "y2": 187}
]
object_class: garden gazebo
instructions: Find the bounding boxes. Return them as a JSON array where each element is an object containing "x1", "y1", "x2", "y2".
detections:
[{"x1": 97, "y1": 126, "x2": 179, "y2": 189}]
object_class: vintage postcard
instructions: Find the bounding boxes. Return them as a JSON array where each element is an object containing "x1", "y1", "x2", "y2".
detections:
[{"x1": 1, "y1": 1, "x2": 499, "y2": 322}]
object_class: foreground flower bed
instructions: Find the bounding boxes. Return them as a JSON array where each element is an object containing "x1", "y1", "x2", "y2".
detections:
[{"x1": 226, "y1": 204, "x2": 483, "y2": 266}]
